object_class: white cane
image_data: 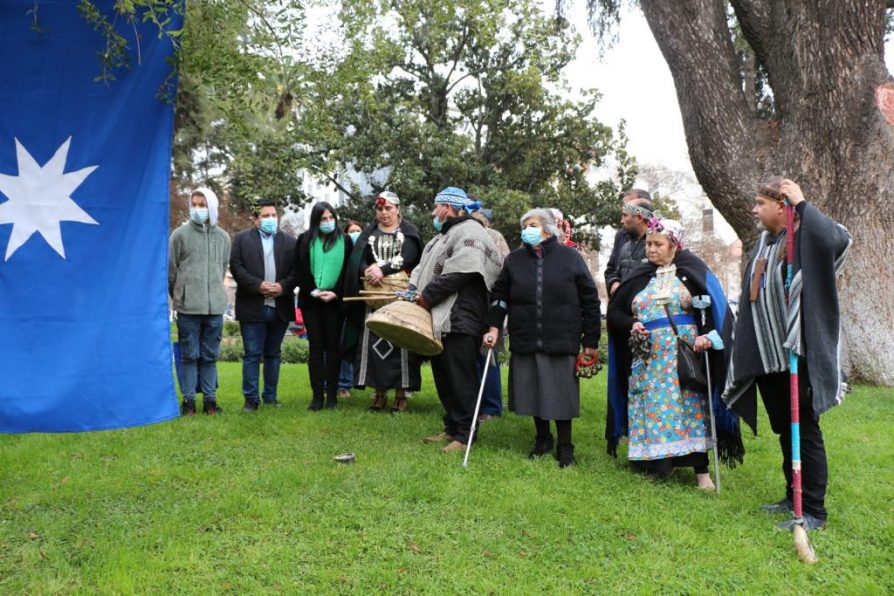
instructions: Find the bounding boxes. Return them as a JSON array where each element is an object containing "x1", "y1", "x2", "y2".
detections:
[
  {"x1": 463, "y1": 347, "x2": 494, "y2": 468},
  {"x1": 693, "y1": 295, "x2": 721, "y2": 494}
]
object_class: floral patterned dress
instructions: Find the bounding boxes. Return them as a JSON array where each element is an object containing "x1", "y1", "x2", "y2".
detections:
[{"x1": 627, "y1": 273, "x2": 711, "y2": 461}]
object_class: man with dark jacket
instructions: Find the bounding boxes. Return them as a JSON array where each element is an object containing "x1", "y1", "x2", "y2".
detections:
[
  {"x1": 409, "y1": 187, "x2": 503, "y2": 453},
  {"x1": 604, "y1": 189, "x2": 653, "y2": 297},
  {"x1": 230, "y1": 200, "x2": 297, "y2": 410},
  {"x1": 604, "y1": 189, "x2": 653, "y2": 452}
]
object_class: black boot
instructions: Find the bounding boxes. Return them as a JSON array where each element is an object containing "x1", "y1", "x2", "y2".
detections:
[
  {"x1": 308, "y1": 394, "x2": 324, "y2": 411},
  {"x1": 528, "y1": 434, "x2": 554, "y2": 459},
  {"x1": 556, "y1": 443, "x2": 576, "y2": 468},
  {"x1": 324, "y1": 394, "x2": 338, "y2": 409}
]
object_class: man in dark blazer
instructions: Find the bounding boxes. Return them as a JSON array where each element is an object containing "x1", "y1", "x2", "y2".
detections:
[{"x1": 230, "y1": 200, "x2": 297, "y2": 410}]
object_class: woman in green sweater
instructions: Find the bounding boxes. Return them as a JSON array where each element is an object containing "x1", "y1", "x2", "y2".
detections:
[{"x1": 295, "y1": 202, "x2": 354, "y2": 410}]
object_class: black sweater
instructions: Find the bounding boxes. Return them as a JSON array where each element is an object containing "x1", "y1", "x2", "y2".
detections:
[{"x1": 488, "y1": 237, "x2": 601, "y2": 355}]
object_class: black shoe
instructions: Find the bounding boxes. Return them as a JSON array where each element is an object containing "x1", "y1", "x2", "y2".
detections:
[
  {"x1": 761, "y1": 498, "x2": 794, "y2": 514},
  {"x1": 243, "y1": 399, "x2": 259, "y2": 412},
  {"x1": 308, "y1": 395, "x2": 324, "y2": 411},
  {"x1": 263, "y1": 400, "x2": 282, "y2": 408},
  {"x1": 203, "y1": 400, "x2": 222, "y2": 416},
  {"x1": 528, "y1": 434, "x2": 554, "y2": 459},
  {"x1": 776, "y1": 512, "x2": 827, "y2": 533},
  {"x1": 324, "y1": 395, "x2": 338, "y2": 409},
  {"x1": 556, "y1": 443, "x2": 576, "y2": 468},
  {"x1": 180, "y1": 400, "x2": 196, "y2": 416}
]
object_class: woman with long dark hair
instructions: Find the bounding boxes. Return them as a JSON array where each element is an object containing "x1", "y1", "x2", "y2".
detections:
[{"x1": 295, "y1": 202, "x2": 353, "y2": 410}]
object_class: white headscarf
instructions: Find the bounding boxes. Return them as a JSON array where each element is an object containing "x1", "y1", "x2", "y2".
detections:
[{"x1": 192, "y1": 187, "x2": 220, "y2": 226}]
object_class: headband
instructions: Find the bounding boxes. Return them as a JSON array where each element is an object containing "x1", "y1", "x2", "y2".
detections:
[
  {"x1": 434, "y1": 186, "x2": 470, "y2": 208},
  {"x1": 647, "y1": 216, "x2": 684, "y2": 249},
  {"x1": 623, "y1": 203, "x2": 653, "y2": 220},
  {"x1": 375, "y1": 191, "x2": 400, "y2": 207},
  {"x1": 757, "y1": 186, "x2": 785, "y2": 202}
]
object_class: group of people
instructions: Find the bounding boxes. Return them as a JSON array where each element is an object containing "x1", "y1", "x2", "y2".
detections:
[{"x1": 168, "y1": 177, "x2": 851, "y2": 531}]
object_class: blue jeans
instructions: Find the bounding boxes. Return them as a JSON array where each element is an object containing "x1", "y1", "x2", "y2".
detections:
[
  {"x1": 338, "y1": 359, "x2": 353, "y2": 391},
  {"x1": 477, "y1": 352, "x2": 503, "y2": 416},
  {"x1": 177, "y1": 313, "x2": 223, "y2": 401},
  {"x1": 240, "y1": 306, "x2": 290, "y2": 404}
]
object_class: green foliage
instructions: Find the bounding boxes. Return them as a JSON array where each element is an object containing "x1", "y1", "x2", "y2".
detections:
[
  {"x1": 217, "y1": 338, "x2": 243, "y2": 362},
  {"x1": 0, "y1": 370, "x2": 891, "y2": 592},
  {"x1": 222, "y1": 319, "x2": 240, "y2": 337},
  {"x1": 331, "y1": 0, "x2": 636, "y2": 249},
  {"x1": 280, "y1": 336, "x2": 309, "y2": 363}
]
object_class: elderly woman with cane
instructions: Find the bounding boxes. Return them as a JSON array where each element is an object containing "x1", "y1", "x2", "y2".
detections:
[
  {"x1": 483, "y1": 208, "x2": 601, "y2": 467},
  {"x1": 607, "y1": 216, "x2": 742, "y2": 487}
]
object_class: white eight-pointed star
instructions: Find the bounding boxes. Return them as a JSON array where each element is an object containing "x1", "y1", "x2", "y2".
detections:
[{"x1": 0, "y1": 137, "x2": 99, "y2": 261}]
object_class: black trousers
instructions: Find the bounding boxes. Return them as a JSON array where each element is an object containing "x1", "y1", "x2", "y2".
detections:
[
  {"x1": 302, "y1": 300, "x2": 343, "y2": 400},
  {"x1": 756, "y1": 363, "x2": 828, "y2": 521},
  {"x1": 430, "y1": 333, "x2": 480, "y2": 444}
]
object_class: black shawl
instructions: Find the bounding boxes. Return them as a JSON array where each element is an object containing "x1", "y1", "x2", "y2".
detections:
[{"x1": 605, "y1": 249, "x2": 743, "y2": 466}]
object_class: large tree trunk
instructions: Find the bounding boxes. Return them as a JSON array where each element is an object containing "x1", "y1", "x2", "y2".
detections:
[{"x1": 640, "y1": 0, "x2": 894, "y2": 385}]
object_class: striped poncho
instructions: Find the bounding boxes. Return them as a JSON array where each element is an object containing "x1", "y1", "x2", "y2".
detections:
[{"x1": 723, "y1": 202, "x2": 852, "y2": 432}]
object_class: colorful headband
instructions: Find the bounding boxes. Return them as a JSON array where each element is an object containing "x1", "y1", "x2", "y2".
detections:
[
  {"x1": 623, "y1": 203, "x2": 653, "y2": 219},
  {"x1": 434, "y1": 186, "x2": 469, "y2": 208},
  {"x1": 375, "y1": 191, "x2": 400, "y2": 207},
  {"x1": 647, "y1": 216, "x2": 684, "y2": 249},
  {"x1": 758, "y1": 186, "x2": 785, "y2": 202}
]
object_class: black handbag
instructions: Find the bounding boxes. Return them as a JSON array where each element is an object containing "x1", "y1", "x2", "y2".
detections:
[{"x1": 663, "y1": 304, "x2": 708, "y2": 391}]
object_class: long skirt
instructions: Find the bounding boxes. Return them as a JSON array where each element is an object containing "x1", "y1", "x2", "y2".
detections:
[
  {"x1": 508, "y1": 352, "x2": 579, "y2": 420},
  {"x1": 354, "y1": 322, "x2": 421, "y2": 391}
]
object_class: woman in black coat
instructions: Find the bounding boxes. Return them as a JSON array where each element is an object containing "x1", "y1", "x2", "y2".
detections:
[
  {"x1": 483, "y1": 208, "x2": 601, "y2": 467},
  {"x1": 295, "y1": 201, "x2": 353, "y2": 411}
]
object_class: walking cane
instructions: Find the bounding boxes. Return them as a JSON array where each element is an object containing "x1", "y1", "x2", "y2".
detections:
[
  {"x1": 462, "y1": 347, "x2": 494, "y2": 468},
  {"x1": 784, "y1": 199, "x2": 818, "y2": 564},
  {"x1": 693, "y1": 295, "x2": 721, "y2": 494}
]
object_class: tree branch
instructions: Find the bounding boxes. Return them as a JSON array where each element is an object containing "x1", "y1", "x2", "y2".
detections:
[
  {"x1": 730, "y1": 0, "x2": 771, "y2": 68},
  {"x1": 640, "y1": 0, "x2": 761, "y2": 239}
]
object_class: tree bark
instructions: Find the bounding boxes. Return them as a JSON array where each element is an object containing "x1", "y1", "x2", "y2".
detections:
[{"x1": 641, "y1": 0, "x2": 894, "y2": 384}]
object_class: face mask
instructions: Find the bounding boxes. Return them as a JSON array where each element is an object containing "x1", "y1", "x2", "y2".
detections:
[
  {"x1": 189, "y1": 208, "x2": 209, "y2": 224},
  {"x1": 259, "y1": 218, "x2": 278, "y2": 235},
  {"x1": 432, "y1": 217, "x2": 443, "y2": 232},
  {"x1": 349, "y1": 232, "x2": 360, "y2": 243},
  {"x1": 319, "y1": 221, "x2": 336, "y2": 234},
  {"x1": 521, "y1": 227, "x2": 544, "y2": 246}
]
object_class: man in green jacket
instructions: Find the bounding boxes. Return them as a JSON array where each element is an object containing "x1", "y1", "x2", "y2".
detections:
[{"x1": 169, "y1": 187, "x2": 231, "y2": 415}]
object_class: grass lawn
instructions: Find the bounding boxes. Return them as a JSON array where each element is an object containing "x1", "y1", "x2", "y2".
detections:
[{"x1": 1, "y1": 363, "x2": 892, "y2": 593}]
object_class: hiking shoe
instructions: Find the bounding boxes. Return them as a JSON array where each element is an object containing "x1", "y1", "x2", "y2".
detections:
[
  {"x1": 180, "y1": 400, "x2": 196, "y2": 417},
  {"x1": 423, "y1": 432, "x2": 453, "y2": 444},
  {"x1": 761, "y1": 498, "x2": 794, "y2": 514},
  {"x1": 528, "y1": 434, "x2": 554, "y2": 459},
  {"x1": 243, "y1": 399, "x2": 259, "y2": 412},
  {"x1": 442, "y1": 440, "x2": 467, "y2": 453},
  {"x1": 556, "y1": 443, "x2": 576, "y2": 468},
  {"x1": 263, "y1": 400, "x2": 281, "y2": 408},
  {"x1": 337, "y1": 389, "x2": 351, "y2": 399},
  {"x1": 203, "y1": 401, "x2": 222, "y2": 416},
  {"x1": 776, "y1": 513, "x2": 827, "y2": 533}
]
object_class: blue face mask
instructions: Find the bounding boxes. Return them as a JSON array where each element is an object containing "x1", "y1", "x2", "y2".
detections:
[
  {"x1": 349, "y1": 232, "x2": 360, "y2": 243},
  {"x1": 521, "y1": 227, "x2": 544, "y2": 246},
  {"x1": 259, "y1": 218, "x2": 277, "y2": 235},
  {"x1": 432, "y1": 217, "x2": 443, "y2": 232},
  {"x1": 189, "y1": 208, "x2": 209, "y2": 224},
  {"x1": 319, "y1": 221, "x2": 336, "y2": 234}
]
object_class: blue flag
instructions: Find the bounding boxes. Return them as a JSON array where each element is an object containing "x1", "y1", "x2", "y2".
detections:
[{"x1": 0, "y1": 2, "x2": 181, "y2": 432}]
